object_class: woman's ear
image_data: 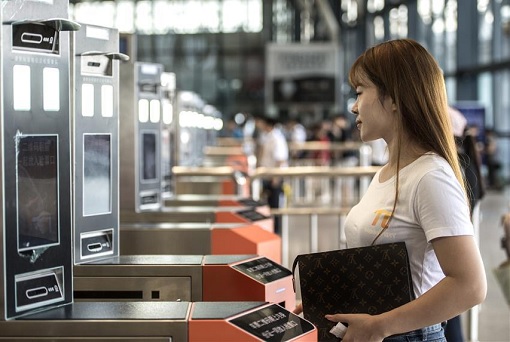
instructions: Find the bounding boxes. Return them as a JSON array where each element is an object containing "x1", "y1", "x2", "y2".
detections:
[{"x1": 391, "y1": 100, "x2": 397, "y2": 112}]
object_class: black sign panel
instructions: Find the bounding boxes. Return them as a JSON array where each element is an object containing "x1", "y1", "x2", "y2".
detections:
[
  {"x1": 229, "y1": 304, "x2": 314, "y2": 341},
  {"x1": 236, "y1": 209, "x2": 268, "y2": 221},
  {"x1": 238, "y1": 198, "x2": 264, "y2": 207},
  {"x1": 232, "y1": 257, "x2": 292, "y2": 284},
  {"x1": 273, "y1": 76, "x2": 335, "y2": 104}
]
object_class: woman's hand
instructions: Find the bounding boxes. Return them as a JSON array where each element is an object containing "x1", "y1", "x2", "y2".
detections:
[
  {"x1": 325, "y1": 313, "x2": 386, "y2": 342},
  {"x1": 292, "y1": 303, "x2": 303, "y2": 315}
]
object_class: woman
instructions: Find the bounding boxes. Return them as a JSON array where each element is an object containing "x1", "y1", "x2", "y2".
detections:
[{"x1": 324, "y1": 39, "x2": 487, "y2": 341}]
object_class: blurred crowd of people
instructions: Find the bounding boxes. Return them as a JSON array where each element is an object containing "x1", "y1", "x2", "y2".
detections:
[
  {"x1": 222, "y1": 110, "x2": 505, "y2": 191},
  {"x1": 222, "y1": 112, "x2": 367, "y2": 167}
]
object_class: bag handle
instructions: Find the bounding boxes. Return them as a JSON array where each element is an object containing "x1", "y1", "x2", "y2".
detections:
[
  {"x1": 291, "y1": 255, "x2": 300, "y2": 292},
  {"x1": 371, "y1": 225, "x2": 388, "y2": 246}
]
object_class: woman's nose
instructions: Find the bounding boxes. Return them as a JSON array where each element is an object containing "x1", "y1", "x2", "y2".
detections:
[{"x1": 350, "y1": 103, "x2": 359, "y2": 115}]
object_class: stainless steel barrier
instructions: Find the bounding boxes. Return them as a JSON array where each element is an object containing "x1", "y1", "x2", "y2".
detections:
[{"x1": 172, "y1": 166, "x2": 248, "y2": 196}]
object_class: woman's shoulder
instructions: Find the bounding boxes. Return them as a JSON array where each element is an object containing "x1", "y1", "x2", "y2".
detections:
[
  {"x1": 405, "y1": 153, "x2": 454, "y2": 179},
  {"x1": 414, "y1": 152, "x2": 449, "y2": 168}
]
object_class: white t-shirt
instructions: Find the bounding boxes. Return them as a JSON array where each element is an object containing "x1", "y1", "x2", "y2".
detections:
[
  {"x1": 291, "y1": 123, "x2": 307, "y2": 144},
  {"x1": 345, "y1": 153, "x2": 473, "y2": 298},
  {"x1": 258, "y1": 127, "x2": 289, "y2": 168}
]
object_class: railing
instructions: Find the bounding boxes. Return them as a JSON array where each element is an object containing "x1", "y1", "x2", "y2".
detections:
[
  {"x1": 284, "y1": 142, "x2": 374, "y2": 205},
  {"x1": 288, "y1": 141, "x2": 364, "y2": 155},
  {"x1": 251, "y1": 165, "x2": 380, "y2": 207},
  {"x1": 250, "y1": 165, "x2": 381, "y2": 268}
]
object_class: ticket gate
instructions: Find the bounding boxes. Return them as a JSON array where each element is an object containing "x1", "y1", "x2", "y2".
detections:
[
  {"x1": 202, "y1": 255, "x2": 295, "y2": 310},
  {"x1": 120, "y1": 205, "x2": 274, "y2": 233},
  {"x1": 0, "y1": 301, "x2": 189, "y2": 340},
  {"x1": 0, "y1": 301, "x2": 316, "y2": 341},
  {"x1": 73, "y1": 255, "x2": 295, "y2": 310},
  {"x1": 189, "y1": 302, "x2": 317, "y2": 341},
  {"x1": 119, "y1": 222, "x2": 281, "y2": 263},
  {"x1": 73, "y1": 255, "x2": 203, "y2": 301}
]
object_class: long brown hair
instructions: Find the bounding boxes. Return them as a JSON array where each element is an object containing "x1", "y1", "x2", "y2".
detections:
[{"x1": 349, "y1": 39, "x2": 466, "y2": 226}]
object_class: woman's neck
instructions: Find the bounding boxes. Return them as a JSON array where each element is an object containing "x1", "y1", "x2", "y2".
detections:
[{"x1": 384, "y1": 137, "x2": 429, "y2": 172}]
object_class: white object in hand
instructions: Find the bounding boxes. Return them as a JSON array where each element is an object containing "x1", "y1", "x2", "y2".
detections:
[{"x1": 329, "y1": 322, "x2": 347, "y2": 339}]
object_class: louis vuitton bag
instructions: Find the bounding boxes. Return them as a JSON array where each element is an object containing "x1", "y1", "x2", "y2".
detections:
[{"x1": 292, "y1": 242, "x2": 414, "y2": 341}]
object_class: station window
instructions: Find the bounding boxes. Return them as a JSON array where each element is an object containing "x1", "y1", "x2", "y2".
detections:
[{"x1": 71, "y1": 0, "x2": 262, "y2": 34}]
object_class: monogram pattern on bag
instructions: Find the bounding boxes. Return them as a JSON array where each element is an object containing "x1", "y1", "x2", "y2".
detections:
[{"x1": 295, "y1": 242, "x2": 413, "y2": 341}]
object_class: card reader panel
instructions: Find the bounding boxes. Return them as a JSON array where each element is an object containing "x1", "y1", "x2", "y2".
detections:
[
  {"x1": 15, "y1": 267, "x2": 64, "y2": 312},
  {"x1": 80, "y1": 229, "x2": 114, "y2": 259}
]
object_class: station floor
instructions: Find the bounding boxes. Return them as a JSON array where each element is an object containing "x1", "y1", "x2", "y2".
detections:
[
  {"x1": 286, "y1": 187, "x2": 510, "y2": 342},
  {"x1": 475, "y1": 188, "x2": 510, "y2": 342}
]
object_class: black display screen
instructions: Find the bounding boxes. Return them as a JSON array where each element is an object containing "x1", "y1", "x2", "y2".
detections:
[
  {"x1": 142, "y1": 132, "x2": 157, "y2": 181},
  {"x1": 17, "y1": 135, "x2": 59, "y2": 251},
  {"x1": 83, "y1": 134, "x2": 111, "y2": 216},
  {"x1": 229, "y1": 304, "x2": 315, "y2": 341},
  {"x1": 237, "y1": 209, "x2": 268, "y2": 221},
  {"x1": 232, "y1": 257, "x2": 292, "y2": 284}
]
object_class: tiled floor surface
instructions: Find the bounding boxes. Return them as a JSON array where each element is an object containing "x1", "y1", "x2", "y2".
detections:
[{"x1": 474, "y1": 189, "x2": 510, "y2": 342}]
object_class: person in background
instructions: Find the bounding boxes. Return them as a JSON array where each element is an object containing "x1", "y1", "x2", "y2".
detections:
[
  {"x1": 223, "y1": 119, "x2": 243, "y2": 139},
  {"x1": 285, "y1": 118, "x2": 307, "y2": 160},
  {"x1": 309, "y1": 121, "x2": 332, "y2": 166},
  {"x1": 256, "y1": 115, "x2": 289, "y2": 235},
  {"x1": 484, "y1": 128, "x2": 503, "y2": 190},
  {"x1": 295, "y1": 39, "x2": 487, "y2": 342},
  {"x1": 328, "y1": 113, "x2": 352, "y2": 143},
  {"x1": 328, "y1": 113, "x2": 354, "y2": 164},
  {"x1": 446, "y1": 106, "x2": 486, "y2": 342},
  {"x1": 367, "y1": 138, "x2": 389, "y2": 166},
  {"x1": 449, "y1": 107, "x2": 486, "y2": 212}
]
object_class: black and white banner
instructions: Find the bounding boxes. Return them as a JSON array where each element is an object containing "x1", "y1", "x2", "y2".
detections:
[{"x1": 265, "y1": 43, "x2": 340, "y2": 106}]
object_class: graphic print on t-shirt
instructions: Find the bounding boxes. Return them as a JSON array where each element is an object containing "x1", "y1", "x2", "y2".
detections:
[{"x1": 372, "y1": 209, "x2": 392, "y2": 229}]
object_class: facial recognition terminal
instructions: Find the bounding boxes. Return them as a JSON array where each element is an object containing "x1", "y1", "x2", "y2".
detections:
[
  {"x1": 119, "y1": 62, "x2": 164, "y2": 213},
  {"x1": 71, "y1": 23, "x2": 128, "y2": 264},
  {"x1": 0, "y1": 0, "x2": 79, "y2": 319}
]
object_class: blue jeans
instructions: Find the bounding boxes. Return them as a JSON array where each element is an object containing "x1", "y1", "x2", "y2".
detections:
[{"x1": 383, "y1": 323, "x2": 446, "y2": 342}]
